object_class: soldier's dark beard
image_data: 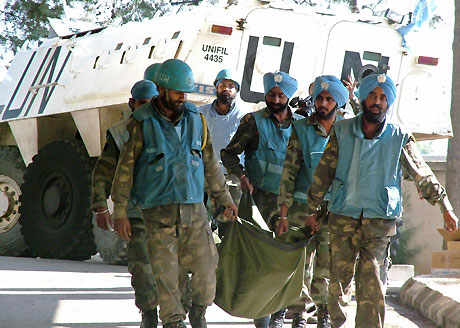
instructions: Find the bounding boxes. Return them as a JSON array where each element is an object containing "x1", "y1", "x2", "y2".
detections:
[
  {"x1": 216, "y1": 91, "x2": 235, "y2": 106},
  {"x1": 362, "y1": 102, "x2": 386, "y2": 123},
  {"x1": 267, "y1": 101, "x2": 288, "y2": 114},
  {"x1": 316, "y1": 106, "x2": 336, "y2": 120},
  {"x1": 161, "y1": 94, "x2": 185, "y2": 114}
]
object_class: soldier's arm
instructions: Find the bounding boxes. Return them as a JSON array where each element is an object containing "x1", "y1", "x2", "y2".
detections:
[
  {"x1": 111, "y1": 119, "x2": 144, "y2": 219},
  {"x1": 278, "y1": 126, "x2": 303, "y2": 209},
  {"x1": 221, "y1": 113, "x2": 257, "y2": 179},
  {"x1": 90, "y1": 133, "x2": 119, "y2": 211},
  {"x1": 401, "y1": 136, "x2": 453, "y2": 213},
  {"x1": 202, "y1": 121, "x2": 233, "y2": 207},
  {"x1": 306, "y1": 128, "x2": 339, "y2": 215},
  {"x1": 349, "y1": 94, "x2": 361, "y2": 115}
]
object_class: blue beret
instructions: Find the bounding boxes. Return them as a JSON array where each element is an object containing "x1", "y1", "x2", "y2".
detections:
[
  {"x1": 131, "y1": 80, "x2": 158, "y2": 100},
  {"x1": 312, "y1": 75, "x2": 349, "y2": 108},
  {"x1": 358, "y1": 73, "x2": 396, "y2": 107},
  {"x1": 263, "y1": 71, "x2": 298, "y2": 99}
]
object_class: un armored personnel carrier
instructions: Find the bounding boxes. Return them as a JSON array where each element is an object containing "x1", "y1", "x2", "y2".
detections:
[{"x1": 0, "y1": 0, "x2": 450, "y2": 261}]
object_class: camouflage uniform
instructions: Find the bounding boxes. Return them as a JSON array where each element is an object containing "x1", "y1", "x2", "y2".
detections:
[
  {"x1": 278, "y1": 115, "x2": 339, "y2": 313},
  {"x1": 111, "y1": 102, "x2": 233, "y2": 324},
  {"x1": 306, "y1": 127, "x2": 453, "y2": 328},
  {"x1": 221, "y1": 107, "x2": 296, "y2": 228},
  {"x1": 91, "y1": 121, "x2": 158, "y2": 313}
]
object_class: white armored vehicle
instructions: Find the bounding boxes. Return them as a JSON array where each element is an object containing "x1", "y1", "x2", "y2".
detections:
[{"x1": 0, "y1": 0, "x2": 450, "y2": 261}]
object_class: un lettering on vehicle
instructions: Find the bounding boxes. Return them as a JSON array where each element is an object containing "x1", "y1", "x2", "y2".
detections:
[
  {"x1": 194, "y1": 83, "x2": 216, "y2": 96},
  {"x1": 0, "y1": 46, "x2": 70, "y2": 121}
]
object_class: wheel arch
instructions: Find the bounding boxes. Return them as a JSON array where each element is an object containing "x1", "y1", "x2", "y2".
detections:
[{"x1": 5, "y1": 105, "x2": 124, "y2": 166}]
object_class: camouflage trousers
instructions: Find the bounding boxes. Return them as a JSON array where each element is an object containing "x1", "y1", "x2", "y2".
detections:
[
  {"x1": 143, "y1": 203, "x2": 219, "y2": 324},
  {"x1": 127, "y1": 217, "x2": 158, "y2": 312},
  {"x1": 328, "y1": 213, "x2": 396, "y2": 328},
  {"x1": 252, "y1": 188, "x2": 280, "y2": 230},
  {"x1": 285, "y1": 202, "x2": 315, "y2": 313},
  {"x1": 310, "y1": 214, "x2": 330, "y2": 306}
]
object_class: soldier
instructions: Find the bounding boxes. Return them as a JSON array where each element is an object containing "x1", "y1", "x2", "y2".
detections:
[
  {"x1": 277, "y1": 75, "x2": 349, "y2": 328},
  {"x1": 221, "y1": 71, "x2": 300, "y2": 328},
  {"x1": 198, "y1": 69, "x2": 248, "y2": 235},
  {"x1": 111, "y1": 59, "x2": 237, "y2": 328},
  {"x1": 305, "y1": 73, "x2": 458, "y2": 328},
  {"x1": 91, "y1": 79, "x2": 159, "y2": 327}
]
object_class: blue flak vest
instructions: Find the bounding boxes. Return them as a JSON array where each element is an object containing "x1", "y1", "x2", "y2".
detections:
[
  {"x1": 328, "y1": 115, "x2": 410, "y2": 219},
  {"x1": 245, "y1": 110, "x2": 299, "y2": 195},
  {"x1": 292, "y1": 116, "x2": 343, "y2": 203},
  {"x1": 130, "y1": 102, "x2": 204, "y2": 208}
]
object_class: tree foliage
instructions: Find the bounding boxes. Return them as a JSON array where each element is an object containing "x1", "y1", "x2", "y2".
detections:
[
  {"x1": 0, "y1": 0, "x2": 361, "y2": 52},
  {"x1": 0, "y1": 0, "x2": 176, "y2": 52},
  {"x1": 0, "y1": 0, "x2": 64, "y2": 51}
]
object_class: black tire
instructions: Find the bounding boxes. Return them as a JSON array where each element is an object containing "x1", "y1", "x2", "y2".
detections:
[
  {"x1": 92, "y1": 215, "x2": 128, "y2": 265},
  {"x1": 19, "y1": 140, "x2": 97, "y2": 260},
  {"x1": 0, "y1": 146, "x2": 28, "y2": 256}
]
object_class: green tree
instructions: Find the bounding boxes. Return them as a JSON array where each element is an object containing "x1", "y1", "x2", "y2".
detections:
[
  {"x1": 0, "y1": 0, "x2": 185, "y2": 52},
  {"x1": 0, "y1": 0, "x2": 64, "y2": 51}
]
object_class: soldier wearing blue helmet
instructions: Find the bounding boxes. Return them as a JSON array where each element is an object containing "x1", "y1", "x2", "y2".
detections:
[
  {"x1": 91, "y1": 79, "x2": 159, "y2": 327},
  {"x1": 305, "y1": 73, "x2": 458, "y2": 328},
  {"x1": 198, "y1": 69, "x2": 249, "y2": 237},
  {"x1": 111, "y1": 59, "x2": 238, "y2": 328}
]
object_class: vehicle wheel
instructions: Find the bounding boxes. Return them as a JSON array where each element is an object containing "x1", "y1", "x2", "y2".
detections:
[
  {"x1": 0, "y1": 146, "x2": 28, "y2": 256},
  {"x1": 92, "y1": 215, "x2": 128, "y2": 265},
  {"x1": 19, "y1": 140, "x2": 97, "y2": 260}
]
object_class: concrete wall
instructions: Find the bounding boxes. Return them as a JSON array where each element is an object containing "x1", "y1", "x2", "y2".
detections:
[{"x1": 401, "y1": 159, "x2": 446, "y2": 274}]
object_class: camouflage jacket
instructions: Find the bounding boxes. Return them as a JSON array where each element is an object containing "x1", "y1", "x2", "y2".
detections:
[
  {"x1": 90, "y1": 132, "x2": 119, "y2": 211},
  {"x1": 111, "y1": 101, "x2": 233, "y2": 220},
  {"x1": 278, "y1": 114, "x2": 337, "y2": 209},
  {"x1": 306, "y1": 126, "x2": 453, "y2": 216},
  {"x1": 221, "y1": 106, "x2": 296, "y2": 179}
]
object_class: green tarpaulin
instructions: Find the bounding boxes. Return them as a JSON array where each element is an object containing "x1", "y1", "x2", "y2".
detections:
[{"x1": 214, "y1": 191, "x2": 313, "y2": 319}]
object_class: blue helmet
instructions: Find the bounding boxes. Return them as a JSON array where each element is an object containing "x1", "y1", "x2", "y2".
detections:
[
  {"x1": 143, "y1": 63, "x2": 162, "y2": 83},
  {"x1": 154, "y1": 59, "x2": 195, "y2": 93},
  {"x1": 130, "y1": 80, "x2": 158, "y2": 100},
  {"x1": 214, "y1": 69, "x2": 240, "y2": 91}
]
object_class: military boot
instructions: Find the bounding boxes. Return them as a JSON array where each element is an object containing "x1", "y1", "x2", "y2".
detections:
[
  {"x1": 317, "y1": 304, "x2": 331, "y2": 328},
  {"x1": 189, "y1": 303, "x2": 207, "y2": 328},
  {"x1": 163, "y1": 320, "x2": 186, "y2": 328},
  {"x1": 254, "y1": 316, "x2": 270, "y2": 328},
  {"x1": 141, "y1": 309, "x2": 158, "y2": 328},
  {"x1": 269, "y1": 307, "x2": 287, "y2": 328},
  {"x1": 291, "y1": 312, "x2": 308, "y2": 328}
]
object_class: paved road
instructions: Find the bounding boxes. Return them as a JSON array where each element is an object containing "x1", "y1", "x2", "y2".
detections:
[{"x1": 0, "y1": 256, "x2": 435, "y2": 328}]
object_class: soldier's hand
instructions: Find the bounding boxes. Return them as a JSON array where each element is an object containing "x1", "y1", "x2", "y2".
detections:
[
  {"x1": 443, "y1": 210, "x2": 458, "y2": 232},
  {"x1": 305, "y1": 214, "x2": 320, "y2": 235},
  {"x1": 114, "y1": 217, "x2": 131, "y2": 241},
  {"x1": 276, "y1": 218, "x2": 289, "y2": 236},
  {"x1": 343, "y1": 75, "x2": 357, "y2": 100},
  {"x1": 240, "y1": 175, "x2": 254, "y2": 194},
  {"x1": 96, "y1": 207, "x2": 113, "y2": 230},
  {"x1": 224, "y1": 202, "x2": 238, "y2": 221}
]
